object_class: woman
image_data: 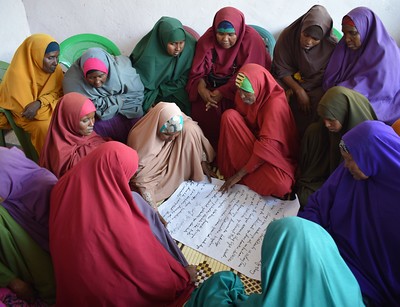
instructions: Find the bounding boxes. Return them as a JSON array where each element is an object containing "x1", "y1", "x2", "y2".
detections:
[
  {"x1": 273, "y1": 5, "x2": 337, "y2": 137},
  {"x1": 40, "y1": 92, "x2": 107, "y2": 178},
  {"x1": 186, "y1": 7, "x2": 271, "y2": 150},
  {"x1": 323, "y1": 7, "x2": 400, "y2": 125},
  {"x1": 63, "y1": 47, "x2": 144, "y2": 142},
  {"x1": 295, "y1": 86, "x2": 377, "y2": 206},
  {"x1": 127, "y1": 102, "x2": 215, "y2": 210},
  {"x1": 130, "y1": 16, "x2": 197, "y2": 115},
  {"x1": 0, "y1": 146, "x2": 56, "y2": 305},
  {"x1": 0, "y1": 34, "x2": 63, "y2": 154},
  {"x1": 299, "y1": 120, "x2": 400, "y2": 306},
  {"x1": 392, "y1": 118, "x2": 400, "y2": 135},
  {"x1": 49, "y1": 142, "x2": 194, "y2": 306},
  {"x1": 218, "y1": 63, "x2": 298, "y2": 198},
  {"x1": 185, "y1": 217, "x2": 364, "y2": 307}
]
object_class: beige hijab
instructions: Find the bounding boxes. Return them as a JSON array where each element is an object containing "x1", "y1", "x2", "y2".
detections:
[{"x1": 127, "y1": 102, "x2": 215, "y2": 203}]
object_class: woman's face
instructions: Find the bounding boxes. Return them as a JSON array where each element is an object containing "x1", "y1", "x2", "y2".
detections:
[
  {"x1": 323, "y1": 118, "x2": 342, "y2": 133},
  {"x1": 341, "y1": 150, "x2": 369, "y2": 180},
  {"x1": 238, "y1": 88, "x2": 256, "y2": 105},
  {"x1": 216, "y1": 32, "x2": 237, "y2": 49},
  {"x1": 79, "y1": 111, "x2": 95, "y2": 136},
  {"x1": 42, "y1": 51, "x2": 59, "y2": 73},
  {"x1": 342, "y1": 25, "x2": 362, "y2": 50},
  {"x1": 158, "y1": 131, "x2": 181, "y2": 142},
  {"x1": 300, "y1": 32, "x2": 321, "y2": 50},
  {"x1": 166, "y1": 41, "x2": 185, "y2": 57},
  {"x1": 85, "y1": 71, "x2": 108, "y2": 88}
]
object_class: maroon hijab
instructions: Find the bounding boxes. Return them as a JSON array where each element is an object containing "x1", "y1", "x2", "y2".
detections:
[{"x1": 40, "y1": 92, "x2": 106, "y2": 178}]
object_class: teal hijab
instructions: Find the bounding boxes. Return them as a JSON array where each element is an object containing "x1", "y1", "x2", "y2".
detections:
[
  {"x1": 130, "y1": 16, "x2": 197, "y2": 115},
  {"x1": 186, "y1": 217, "x2": 365, "y2": 307}
]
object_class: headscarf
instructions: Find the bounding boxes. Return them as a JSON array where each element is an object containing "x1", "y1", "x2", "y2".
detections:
[
  {"x1": 318, "y1": 86, "x2": 377, "y2": 131},
  {"x1": 63, "y1": 47, "x2": 144, "y2": 120},
  {"x1": 185, "y1": 217, "x2": 364, "y2": 307},
  {"x1": 273, "y1": 5, "x2": 337, "y2": 91},
  {"x1": 0, "y1": 146, "x2": 57, "y2": 252},
  {"x1": 300, "y1": 120, "x2": 400, "y2": 305},
  {"x1": 127, "y1": 102, "x2": 215, "y2": 202},
  {"x1": 0, "y1": 34, "x2": 63, "y2": 118},
  {"x1": 234, "y1": 63, "x2": 299, "y2": 180},
  {"x1": 159, "y1": 114, "x2": 184, "y2": 133},
  {"x1": 40, "y1": 92, "x2": 107, "y2": 178},
  {"x1": 82, "y1": 57, "x2": 108, "y2": 76},
  {"x1": 186, "y1": 7, "x2": 271, "y2": 102},
  {"x1": 49, "y1": 142, "x2": 194, "y2": 305},
  {"x1": 130, "y1": 16, "x2": 197, "y2": 114},
  {"x1": 323, "y1": 7, "x2": 400, "y2": 124}
]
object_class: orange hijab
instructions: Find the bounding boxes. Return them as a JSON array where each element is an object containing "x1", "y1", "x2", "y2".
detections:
[{"x1": 0, "y1": 34, "x2": 63, "y2": 119}]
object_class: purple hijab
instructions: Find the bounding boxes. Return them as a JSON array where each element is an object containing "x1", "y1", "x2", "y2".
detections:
[
  {"x1": 323, "y1": 7, "x2": 400, "y2": 124},
  {"x1": 299, "y1": 120, "x2": 400, "y2": 305},
  {"x1": 0, "y1": 147, "x2": 57, "y2": 251}
]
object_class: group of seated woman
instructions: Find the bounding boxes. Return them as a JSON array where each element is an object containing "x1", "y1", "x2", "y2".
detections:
[{"x1": 0, "y1": 4, "x2": 400, "y2": 306}]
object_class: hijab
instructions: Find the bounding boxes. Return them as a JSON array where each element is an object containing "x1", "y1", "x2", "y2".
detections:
[
  {"x1": 323, "y1": 7, "x2": 400, "y2": 124},
  {"x1": 49, "y1": 141, "x2": 194, "y2": 305},
  {"x1": 63, "y1": 47, "x2": 144, "y2": 120},
  {"x1": 130, "y1": 16, "x2": 197, "y2": 113},
  {"x1": 40, "y1": 92, "x2": 107, "y2": 178},
  {"x1": 273, "y1": 5, "x2": 337, "y2": 91},
  {"x1": 300, "y1": 120, "x2": 400, "y2": 305},
  {"x1": 0, "y1": 34, "x2": 63, "y2": 118},
  {"x1": 0, "y1": 146, "x2": 57, "y2": 251},
  {"x1": 235, "y1": 63, "x2": 299, "y2": 180}
]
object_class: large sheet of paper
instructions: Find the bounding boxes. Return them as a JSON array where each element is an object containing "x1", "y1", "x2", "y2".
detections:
[{"x1": 159, "y1": 178, "x2": 300, "y2": 281}]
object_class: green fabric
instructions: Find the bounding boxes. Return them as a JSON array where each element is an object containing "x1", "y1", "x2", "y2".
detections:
[
  {"x1": 0, "y1": 206, "x2": 55, "y2": 304},
  {"x1": 130, "y1": 16, "x2": 197, "y2": 115},
  {"x1": 296, "y1": 86, "x2": 377, "y2": 207},
  {"x1": 186, "y1": 217, "x2": 365, "y2": 307},
  {"x1": 235, "y1": 72, "x2": 254, "y2": 93}
]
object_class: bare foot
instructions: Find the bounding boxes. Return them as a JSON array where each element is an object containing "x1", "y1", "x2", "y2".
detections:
[
  {"x1": 185, "y1": 265, "x2": 198, "y2": 283},
  {"x1": 8, "y1": 278, "x2": 35, "y2": 302}
]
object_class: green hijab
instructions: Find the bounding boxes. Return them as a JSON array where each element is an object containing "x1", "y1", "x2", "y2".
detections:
[
  {"x1": 186, "y1": 217, "x2": 365, "y2": 307},
  {"x1": 318, "y1": 86, "x2": 377, "y2": 132},
  {"x1": 130, "y1": 16, "x2": 197, "y2": 115}
]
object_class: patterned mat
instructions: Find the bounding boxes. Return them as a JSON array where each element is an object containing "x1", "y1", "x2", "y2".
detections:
[{"x1": 177, "y1": 242, "x2": 262, "y2": 294}]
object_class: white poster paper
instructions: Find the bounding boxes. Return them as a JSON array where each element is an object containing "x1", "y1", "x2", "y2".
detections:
[{"x1": 159, "y1": 179, "x2": 300, "y2": 281}]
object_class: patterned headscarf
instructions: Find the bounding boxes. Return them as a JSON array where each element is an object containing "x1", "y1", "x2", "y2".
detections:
[{"x1": 159, "y1": 114, "x2": 184, "y2": 133}]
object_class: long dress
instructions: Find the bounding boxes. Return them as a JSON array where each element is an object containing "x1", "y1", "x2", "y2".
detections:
[
  {"x1": 273, "y1": 5, "x2": 337, "y2": 137},
  {"x1": 323, "y1": 7, "x2": 400, "y2": 124},
  {"x1": 186, "y1": 7, "x2": 271, "y2": 150},
  {"x1": 218, "y1": 63, "x2": 298, "y2": 197},
  {"x1": 130, "y1": 16, "x2": 196, "y2": 115},
  {"x1": 63, "y1": 47, "x2": 144, "y2": 142},
  {"x1": 0, "y1": 34, "x2": 63, "y2": 153},
  {"x1": 295, "y1": 86, "x2": 377, "y2": 206},
  {"x1": 49, "y1": 141, "x2": 194, "y2": 306},
  {"x1": 185, "y1": 217, "x2": 364, "y2": 307},
  {"x1": 127, "y1": 102, "x2": 215, "y2": 204},
  {"x1": 299, "y1": 120, "x2": 400, "y2": 306}
]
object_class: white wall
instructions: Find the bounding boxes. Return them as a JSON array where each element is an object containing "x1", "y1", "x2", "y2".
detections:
[
  {"x1": 0, "y1": 0, "x2": 30, "y2": 62},
  {"x1": 3, "y1": 0, "x2": 400, "y2": 60}
]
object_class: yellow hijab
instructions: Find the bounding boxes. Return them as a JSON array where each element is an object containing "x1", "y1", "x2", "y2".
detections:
[{"x1": 0, "y1": 33, "x2": 63, "y2": 120}]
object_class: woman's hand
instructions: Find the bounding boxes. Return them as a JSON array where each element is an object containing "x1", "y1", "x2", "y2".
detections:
[
  {"x1": 198, "y1": 79, "x2": 219, "y2": 111},
  {"x1": 21, "y1": 100, "x2": 41, "y2": 120},
  {"x1": 201, "y1": 161, "x2": 217, "y2": 182},
  {"x1": 8, "y1": 278, "x2": 35, "y2": 303},
  {"x1": 219, "y1": 168, "x2": 247, "y2": 193},
  {"x1": 294, "y1": 88, "x2": 311, "y2": 115}
]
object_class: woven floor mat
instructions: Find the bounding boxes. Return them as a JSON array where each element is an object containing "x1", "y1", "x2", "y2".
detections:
[{"x1": 178, "y1": 242, "x2": 262, "y2": 294}]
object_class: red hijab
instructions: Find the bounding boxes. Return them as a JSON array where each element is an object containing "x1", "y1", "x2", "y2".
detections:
[
  {"x1": 236, "y1": 63, "x2": 299, "y2": 179},
  {"x1": 39, "y1": 92, "x2": 106, "y2": 178},
  {"x1": 49, "y1": 142, "x2": 194, "y2": 306},
  {"x1": 187, "y1": 7, "x2": 271, "y2": 100}
]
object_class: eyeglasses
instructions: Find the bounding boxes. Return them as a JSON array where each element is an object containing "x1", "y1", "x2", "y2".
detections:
[{"x1": 339, "y1": 140, "x2": 349, "y2": 153}]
